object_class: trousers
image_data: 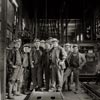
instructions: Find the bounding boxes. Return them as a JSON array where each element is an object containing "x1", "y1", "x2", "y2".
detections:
[
  {"x1": 63, "y1": 67, "x2": 79, "y2": 90},
  {"x1": 31, "y1": 64, "x2": 43, "y2": 89},
  {"x1": 51, "y1": 64, "x2": 64, "y2": 89}
]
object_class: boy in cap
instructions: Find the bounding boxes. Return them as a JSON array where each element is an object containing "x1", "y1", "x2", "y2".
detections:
[
  {"x1": 40, "y1": 40, "x2": 46, "y2": 87},
  {"x1": 69, "y1": 44, "x2": 86, "y2": 93},
  {"x1": 30, "y1": 39, "x2": 43, "y2": 91},
  {"x1": 48, "y1": 37, "x2": 53, "y2": 50},
  {"x1": 49, "y1": 38, "x2": 67, "y2": 92},
  {"x1": 43, "y1": 40, "x2": 51, "y2": 91},
  {"x1": 40, "y1": 40, "x2": 45, "y2": 50},
  {"x1": 7, "y1": 38, "x2": 23, "y2": 99},
  {"x1": 22, "y1": 44, "x2": 31, "y2": 94},
  {"x1": 63, "y1": 43, "x2": 73, "y2": 91}
]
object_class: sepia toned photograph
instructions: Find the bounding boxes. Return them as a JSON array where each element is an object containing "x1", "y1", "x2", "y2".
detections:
[{"x1": 0, "y1": 0, "x2": 100, "y2": 100}]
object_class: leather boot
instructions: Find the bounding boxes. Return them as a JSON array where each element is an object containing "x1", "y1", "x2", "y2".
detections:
[{"x1": 16, "y1": 81, "x2": 22, "y2": 96}]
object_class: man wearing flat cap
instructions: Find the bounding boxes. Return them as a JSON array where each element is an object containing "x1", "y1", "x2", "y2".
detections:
[
  {"x1": 49, "y1": 38, "x2": 67, "y2": 92},
  {"x1": 39, "y1": 40, "x2": 46, "y2": 87},
  {"x1": 30, "y1": 38, "x2": 43, "y2": 91},
  {"x1": 48, "y1": 37, "x2": 54, "y2": 50},
  {"x1": 42, "y1": 39, "x2": 51, "y2": 91},
  {"x1": 22, "y1": 44, "x2": 31, "y2": 94},
  {"x1": 7, "y1": 38, "x2": 23, "y2": 98},
  {"x1": 63, "y1": 43, "x2": 73, "y2": 91},
  {"x1": 69, "y1": 44, "x2": 86, "y2": 93}
]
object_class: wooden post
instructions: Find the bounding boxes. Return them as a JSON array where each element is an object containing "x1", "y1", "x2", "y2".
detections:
[
  {"x1": 34, "y1": 0, "x2": 38, "y2": 38},
  {"x1": 0, "y1": 0, "x2": 7, "y2": 100}
]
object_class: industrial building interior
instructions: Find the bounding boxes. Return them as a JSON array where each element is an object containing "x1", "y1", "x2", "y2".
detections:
[{"x1": 0, "y1": 0, "x2": 100, "y2": 100}]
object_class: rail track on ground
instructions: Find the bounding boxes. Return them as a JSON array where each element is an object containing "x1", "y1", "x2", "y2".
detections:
[{"x1": 81, "y1": 82, "x2": 100, "y2": 100}]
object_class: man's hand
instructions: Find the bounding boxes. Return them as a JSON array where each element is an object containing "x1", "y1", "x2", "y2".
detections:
[
  {"x1": 59, "y1": 61, "x2": 64, "y2": 66},
  {"x1": 31, "y1": 64, "x2": 34, "y2": 68},
  {"x1": 12, "y1": 65, "x2": 17, "y2": 68},
  {"x1": 79, "y1": 66, "x2": 82, "y2": 70},
  {"x1": 31, "y1": 61, "x2": 34, "y2": 68},
  {"x1": 58, "y1": 60, "x2": 66, "y2": 70}
]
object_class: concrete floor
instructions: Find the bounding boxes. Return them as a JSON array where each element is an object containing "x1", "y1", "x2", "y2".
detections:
[
  {"x1": 6, "y1": 94, "x2": 27, "y2": 100},
  {"x1": 6, "y1": 84, "x2": 92, "y2": 100},
  {"x1": 6, "y1": 91, "x2": 92, "y2": 100}
]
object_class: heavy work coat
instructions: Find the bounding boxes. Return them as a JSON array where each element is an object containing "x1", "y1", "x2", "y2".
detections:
[
  {"x1": 50, "y1": 46, "x2": 67, "y2": 88},
  {"x1": 50, "y1": 46, "x2": 67, "y2": 70},
  {"x1": 7, "y1": 48, "x2": 23, "y2": 81}
]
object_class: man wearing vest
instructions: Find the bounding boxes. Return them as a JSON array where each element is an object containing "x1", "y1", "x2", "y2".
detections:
[{"x1": 70, "y1": 44, "x2": 86, "y2": 93}]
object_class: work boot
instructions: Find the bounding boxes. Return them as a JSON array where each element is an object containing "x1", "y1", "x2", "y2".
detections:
[
  {"x1": 16, "y1": 81, "x2": 22, "y2": 96},
  {"x1": 56, "y1": 88, "x2": 62, "y2": 92},
  {"x1": 68, "y1": 85, "x2": 72, "y2": 91},
  {"x1": 49, "y1": 87, "x2": 56, "y2": 92},
  {"x1": 74, "y1": 89, "x2": 79, "y2": 94},
  {"x1": 8, "y1": 94, "x2": 14, "y2": 99}
]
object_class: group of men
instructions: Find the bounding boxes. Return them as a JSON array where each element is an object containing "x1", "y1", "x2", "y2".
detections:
[{"x1": 7, "y1": 37, "x2": 86, "y2": 99}]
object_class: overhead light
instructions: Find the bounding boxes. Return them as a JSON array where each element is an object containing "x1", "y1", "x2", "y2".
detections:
[{"x1": 12, "y1": 0, "x2": 18, "y2": 7}]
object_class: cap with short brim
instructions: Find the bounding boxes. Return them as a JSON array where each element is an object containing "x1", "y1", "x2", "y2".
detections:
[
  {"x1": 51, "y1": 38, "x2": 59, "y2": 42},
  {"x1": 73, "y1": 44, "x2": 78, "y2": 48},
  {"x1": 64, "y1": 43, "x2": 71, "y2": 46},
  {"x1": 40, "y1": 40, "x2": 45, "y2": 43},
  {"x1": 23, "y1": 44, "x2": 31, "y2": 47},
  {"x1": 34, "y1": 39, "x2": 40, "y2": 43},
  {"x1": 13, "y1": 39, "x2": 21, "y2": 43}
]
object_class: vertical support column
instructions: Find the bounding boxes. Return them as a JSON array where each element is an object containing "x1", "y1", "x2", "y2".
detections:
[
  {"x1": 34, "y1": 13, "x2": 37, "y2": 38},
  {"x1": 0, "y1": 0, "x2": 7, "y2": 100},
  {"x1": 45, "y1": 0, "x2": 48, "y2": 38},
  {"x1": 18, "y1": 1, "x2": 22, "y2": 32},
  {"x1": 61, "y1": 18, "x2": 64, "y2": 44},
  {"x1": 75, "y1": 20, "x2": 77, "y2": 42},
  {"x1": 34, "y1": 0, "x2": 38, "y2": 38}
]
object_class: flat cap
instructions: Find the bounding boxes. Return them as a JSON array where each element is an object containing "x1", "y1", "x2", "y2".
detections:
[
  {"x1": 40, "y1": 40, "x2": 45, "y2": 43},
  {"x1": 48, "y1": 37, "x2": 53, "y2": 40},
  {"x1": 52, "y1": 38, "x2": 59, "y2": 42},
  {"x1": 64, "y1": 43, "x2": 71, "y2": 46},
  {"x1": 45, "y1": 39, "x2": 50, "y2": 43},
  {"x1": 34, "y1": 38, "x2": 40, "y2": 42},
  {"x1": 14, "y1": 38, "x2": 21, "y2": 43},
  {"x1": 73, "y1": 44, "x2": 79, "y2": 48},
  {"x1": 23, "y1": 43, "x2": 31, "y2": 47}
]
